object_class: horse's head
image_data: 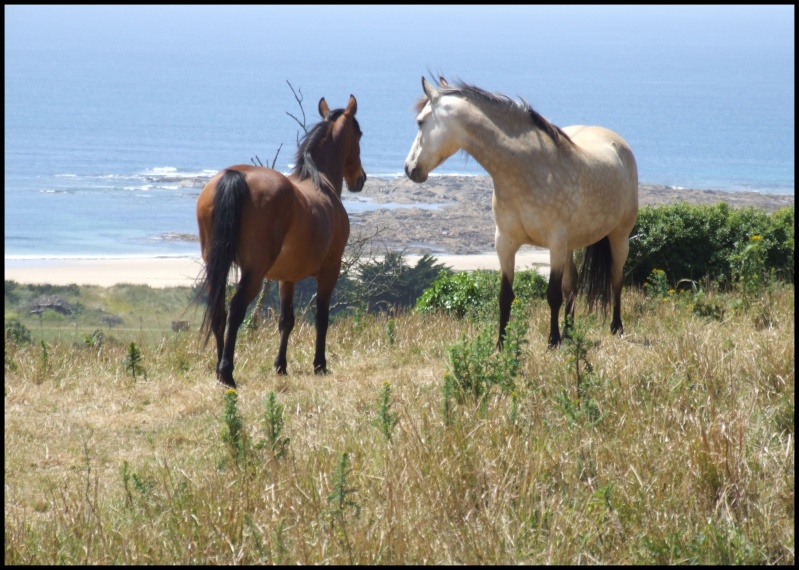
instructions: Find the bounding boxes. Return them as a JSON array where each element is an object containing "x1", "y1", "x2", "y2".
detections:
[
  {"x1": 404, "y1": 76, "x2": 462, "y2": 183},
  {"x1": 319, "y1": 95, "x2": 366, "y2": 193}
]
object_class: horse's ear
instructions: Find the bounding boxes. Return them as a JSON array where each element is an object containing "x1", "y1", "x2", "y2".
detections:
[
  {"x1": 422, "y1": 76, "x2": 439, "y2": 102},
  {"x1": 438, "y1": 76, "x2": 449, "y2": 87},
  {"x1": 344, "y1": 94, "x2": 357, "y2": 116},
  {"x1": 318, "y1": 97, "x2": 330, "y2": 119}
]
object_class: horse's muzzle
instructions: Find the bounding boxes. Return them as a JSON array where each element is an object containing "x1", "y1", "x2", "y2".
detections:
[
  {"x1": 405, "y1": 165, "x2": 428, "y2": 183},
  {"x1": 347, "y1": 172, "x2": 367, "y2": 193}
]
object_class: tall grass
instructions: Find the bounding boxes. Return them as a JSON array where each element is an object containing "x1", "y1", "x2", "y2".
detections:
[{"x1": 4, "y1": 283, "x2": 794, "y2": 564}]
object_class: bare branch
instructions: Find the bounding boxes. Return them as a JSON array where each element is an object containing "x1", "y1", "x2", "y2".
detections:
[
  {"x1": 270, "y1": 143, "x2": 283, "y2": 170},
  {"x1": 285, "y1": 80, "x2": 308, "y2": 137},
  {"x1": 341, "y1": 226, "x2": 384, "y2": 277}
]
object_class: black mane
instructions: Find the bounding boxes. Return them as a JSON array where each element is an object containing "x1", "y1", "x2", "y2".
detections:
[{"x1": 292, "y1": 109, "x2": 341, "y2": 188}]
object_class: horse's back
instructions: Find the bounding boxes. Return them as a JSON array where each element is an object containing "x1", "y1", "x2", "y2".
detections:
[
  {"x1": 564, "y1": 125, "x2": 638, "y2": 205},
  {"x1": 563, "y1": 126, "x2": 637, "y2": 185},
  {"x1": 198, "y1": 165, "x2": 295, "y2": 214}
]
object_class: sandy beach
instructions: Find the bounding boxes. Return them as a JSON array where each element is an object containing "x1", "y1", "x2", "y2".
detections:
[
  {"x1": 5, "y1": 176, "x2": 792, "y2": 288},
  {"x1": 5, "y1": 257, "x2": 208, "y2": 288},
  {"x1": 3, "y1": 249, "x2": 553, "y2": 288}
]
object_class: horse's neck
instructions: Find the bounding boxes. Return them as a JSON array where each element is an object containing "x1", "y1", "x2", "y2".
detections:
[
  {"x1": 458, "y1": 105, "x2": 563, "y2": 189},
  {"x1": 310, "y1": 150, "x2": 344, "y2": 197}
]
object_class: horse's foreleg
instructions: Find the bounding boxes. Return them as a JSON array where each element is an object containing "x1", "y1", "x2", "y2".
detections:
[
  {"x1": 495, "y1": 233, "x2": 517, "y2": 350},
  {"x1": 218, "y1": 272, "x2": 261, "y2": 388},
  {"x1": 274, "y1": 281, "x2": 296, "y2": 375},
  {"x1": 498, "y1": 274, "x2": 515, "y2": 350},
  {"x1": 547, "y1": 269, "x2": 565, "y2": 348},
  {"x1": 313, "y1": 271, "x2": 338, "y2": 374},
  {"x1": 546, "y1": 243, "x2": 569, "y2": 348},
  {"x1": 561, "y1": 251, "x2": 578, "y2": 340}
]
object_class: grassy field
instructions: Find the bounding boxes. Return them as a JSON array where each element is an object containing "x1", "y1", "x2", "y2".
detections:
[{"x1": 4, "y1": 280, "x2": 795, "y2": 564}]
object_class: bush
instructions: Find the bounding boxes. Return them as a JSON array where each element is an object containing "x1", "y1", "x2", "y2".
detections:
[
  {"x1": 416, "y1": 268, "x2": 547, "y2": 320},
  {"x1": 345, "y1": 251, "x2": 451, "y2": 314},
  {"x1": 444, "y1": 308, "x2": 528, "y2": 410},
  {"x1": 5, "y1": 319, "x2": 32, "y2": 345},
  {"x1": 242, "y1": 252, "x2": 450, "y2": 324},
  {"x1": 627, "y1": 203, "x2": 794, "y2": 288}
]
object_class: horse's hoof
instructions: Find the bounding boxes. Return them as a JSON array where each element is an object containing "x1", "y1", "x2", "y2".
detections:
[
  {"x1": 217, "y1": 375, "x2": 236, "y2": 389},
  {"x1": 314, "y1": 365, "x2": 328, "y2": 375},
  {"x1": 274, "y1": 366, "x2": 288, "y2": 376}
]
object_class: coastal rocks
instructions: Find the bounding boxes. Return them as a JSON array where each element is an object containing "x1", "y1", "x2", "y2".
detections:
[{"x1": 637, "y1": 184, "x2": 794, "y2": 212}]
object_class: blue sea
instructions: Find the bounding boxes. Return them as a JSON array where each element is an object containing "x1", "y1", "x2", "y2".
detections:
[{"x1": 5, "y1": 5, "x2": 794, "y2": 259}]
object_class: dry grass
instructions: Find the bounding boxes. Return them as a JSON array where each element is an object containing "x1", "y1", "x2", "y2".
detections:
[{"x1": 4, "y1": 284, "x2": 794, "y2": 564}]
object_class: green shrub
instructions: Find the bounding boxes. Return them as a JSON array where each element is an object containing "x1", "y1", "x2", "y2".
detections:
[
  {"x1": 83, "y1": 329, "x2": 105, "y2": 348},
  {"x1": 416, "y1": 269, "x2": 491, "y2": 319},
  {"x1": 221, "y1": 388, "x2": 246, "y2": 464},
  {"x1": 416, "y1": 268, "x2": 547, "y2": 320},
  {"x1": 730, "y1": 234, "x2": 771, "y2": 301},
  {"x1": 241, "y1": 252, "x2": 450, "y2": 323},
  {"x1": 123, "y1": 341, "x2": 145, "y2": 380},
  {"x1": 644, "y1": 269, "x2": 671, "y2": 299},
  {"x1": 374, "y1": 381, "x2": 400, "y2": 443},
  {"x1": 444, "y1": 309, "x2": 528, "y2": 410},
  {"x1": 258, "y1": 391, "x2": 289, "y2": 459},
  {"x1": 761, "y1": 206, "x2": 794, "y2": 282},
  {"x1": 5, "y1": 319, "x2": 32, "y2": 345},
  {"x1": 343, "y1": 251, "x2": 451, "y2": 314},
  {"x1": 627, "y1": 203, "x2": 794, "y2": 288}
]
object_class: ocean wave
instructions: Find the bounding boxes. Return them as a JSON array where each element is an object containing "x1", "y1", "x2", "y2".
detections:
[
  {"x1": 5, "y1": 253, "x2": 201, "y2": 262},
  {"x1": 150, "y1": 232, "x2": 199, "y2": 243}
]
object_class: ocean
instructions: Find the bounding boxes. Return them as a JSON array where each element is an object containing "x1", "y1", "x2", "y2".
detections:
[{"x1": 4, "y1": 5, "x2": 794, "y2": 259}]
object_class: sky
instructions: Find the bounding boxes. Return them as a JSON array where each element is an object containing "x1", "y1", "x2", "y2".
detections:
[{"x1": 6, "y1": 5, "x2": 794, "y2": 54}]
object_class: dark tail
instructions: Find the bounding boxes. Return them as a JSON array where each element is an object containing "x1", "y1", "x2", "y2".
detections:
[
  {"x1": 199, "y1": 169, "x2": 248, "y2": 344},
  {"x1": 577, "y1": 236, "x2": 612, "y2": 318}
]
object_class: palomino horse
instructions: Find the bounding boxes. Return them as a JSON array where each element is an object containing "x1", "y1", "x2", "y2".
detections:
[
  {"x1": 405, "y1": 77, "x2": 638, "y2": 348},
  {"x1": 197, "y1": 95, "x2": 366, "y2": 388}
]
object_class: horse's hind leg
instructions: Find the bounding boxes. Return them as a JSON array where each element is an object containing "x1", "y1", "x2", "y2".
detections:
[
  {"x1": 211, "y1": 299, "x2": 228, "y2": 385},
  {"x1": 218, "y1": 271, "x2": 261, "y2": 387},
  {"x1": 274, "y1": 281, "x2": 295, "y2": 375},
  {"x1": 608, "y1": 233, "x2": 630, "y2": 336}
]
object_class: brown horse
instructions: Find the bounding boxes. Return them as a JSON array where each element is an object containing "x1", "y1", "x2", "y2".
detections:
[{"x1": 196, "y1": 95, "x2": 366, "y2": 388}]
